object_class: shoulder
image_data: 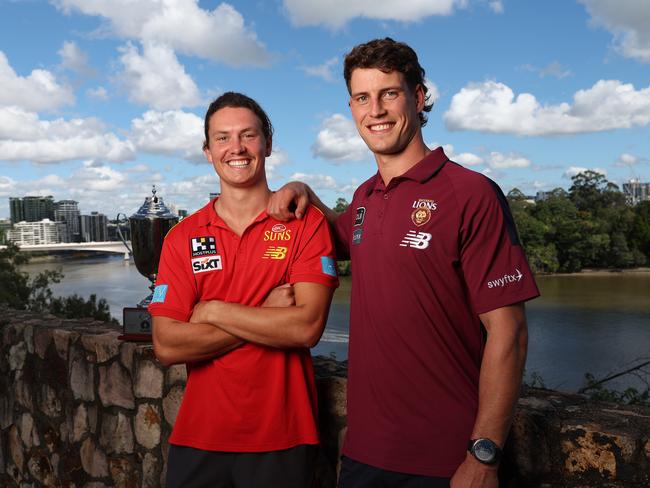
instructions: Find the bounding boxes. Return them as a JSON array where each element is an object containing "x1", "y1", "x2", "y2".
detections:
[
  {"x1": 442, "y1": 161, "x2": 506, "y2": 205},
  {"x1": 164, "y1": 203, "x2": 209, "y2": 241}
]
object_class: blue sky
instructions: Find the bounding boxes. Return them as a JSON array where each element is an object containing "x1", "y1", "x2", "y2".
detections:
[{"x1": 1, "y1": 0, "x2": 649, "y2": 219}]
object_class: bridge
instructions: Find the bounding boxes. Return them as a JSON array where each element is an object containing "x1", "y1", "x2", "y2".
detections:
[{"x1": 0, "y1": 241, "x2": 132, "y2": 258}]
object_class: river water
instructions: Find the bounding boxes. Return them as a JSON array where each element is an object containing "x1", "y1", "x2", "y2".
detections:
[{"x1": 19, "y1": 255, "x2": 650, "y2": 393}]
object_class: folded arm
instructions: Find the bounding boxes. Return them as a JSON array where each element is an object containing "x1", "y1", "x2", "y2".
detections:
[
  {"x1": 191, "y1": 282, "x2": 334, "y2": 349},
  {"x1": 152, "y1": 284, "x2": 296, "y2": 366}
]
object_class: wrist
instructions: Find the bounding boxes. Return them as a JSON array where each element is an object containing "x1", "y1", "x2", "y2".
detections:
[{"x1": 467, "y1": 438, "x2": 502, "y2": 466}]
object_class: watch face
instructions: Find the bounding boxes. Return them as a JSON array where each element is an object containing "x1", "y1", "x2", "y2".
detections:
[{"x1": 474, "y1": 439, "x2": 496, "y2": 463}]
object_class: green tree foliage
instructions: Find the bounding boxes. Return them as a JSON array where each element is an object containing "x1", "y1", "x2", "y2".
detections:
[
  {"x1": 333, "y1": 197, "x2": 350, "y2": 214},
  {"x1": 508, "y1": 172, "x2": 650, "y2": 272},
  {"x1": 0, "y1": 243, "x2": 117, "y2": 324}
]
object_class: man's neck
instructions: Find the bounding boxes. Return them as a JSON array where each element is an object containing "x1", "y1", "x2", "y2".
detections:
[
  {"x1": 214, "y1": 183, "x2": 271, "y2": 236},
  {"x1": 375, "y1": 135, "x2": 431, "y2": 186}
]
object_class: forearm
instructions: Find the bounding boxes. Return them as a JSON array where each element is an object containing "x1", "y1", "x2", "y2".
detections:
[
  {"x1": 152, "y1": 316, "x2": 244, "y2": 366},
  {"x1": 200, "y1": 301, "x2": 327, "y2": 349},
  {"x1": 471, "y1": 311, "x2": 528, "y2": 446}
]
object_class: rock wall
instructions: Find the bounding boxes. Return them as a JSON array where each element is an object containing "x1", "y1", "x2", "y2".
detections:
[{"x1": 1, "y1": 309, "x2": 649, "y2": 487}]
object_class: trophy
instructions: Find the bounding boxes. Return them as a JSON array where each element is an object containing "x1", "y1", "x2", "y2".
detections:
[{"x1": 117, "y1": 186, "x2": 178, "y2": 341}]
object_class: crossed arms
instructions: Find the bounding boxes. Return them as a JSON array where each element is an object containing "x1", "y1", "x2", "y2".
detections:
[{"x1": 153, "y1": 281, "x2": 334, "y2": 366}]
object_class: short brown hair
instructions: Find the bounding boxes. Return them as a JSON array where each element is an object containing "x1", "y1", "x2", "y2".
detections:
[
  {"x1": 343, "y1": 38, "x2": 432, "y2": 127},
  {"x1": 203, "y1": 92, "x2": 273, "y2": 150}
]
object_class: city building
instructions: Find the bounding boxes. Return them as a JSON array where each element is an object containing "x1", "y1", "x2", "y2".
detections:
[
  {"x1": 54, "y1": 200, "x2": 81, "y2": 242},
  {"x1": 7, "y1": 219, "x2": 68, "y2": 245},
  {"x1": 623, "y1": 180, "x2": 650, "y2": 206},
  {"x1": 9, "y1": 198, "x2": 24, "y2": 223},
  {"x1": 535, "y1": 191, "x2": 552, "y2": 202},
  {"x1": 178, "y1": 209, "x2": 188, "y2": 219},
  {"x1": 79, "y1": 212, "x2": 108, "y2": 242},
  {"x1": 0, "y1": 219, "x2": 12, "y2": 244},
  {"x1": 209, "y1": 192, "x2": 220, "y2": 201},
  {"x1": 107, "y1": 220, "x2": 131, "y2": 242}
]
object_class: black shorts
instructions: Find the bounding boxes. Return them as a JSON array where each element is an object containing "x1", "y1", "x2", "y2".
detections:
[
  {"x1": 166, "y1": 444, "x2": 317, "y2": 488},
  {"x1": 338, "y1": 456, "x2": 450, "y2": 488}
]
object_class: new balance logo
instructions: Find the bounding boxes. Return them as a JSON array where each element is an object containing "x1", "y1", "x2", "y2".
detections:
[
  {"x1": 262, "y1": 246, "x2": 288, "y2": 260},
  {"x1": 399, "y1": 231, "x2": 432, "y2": 249}
]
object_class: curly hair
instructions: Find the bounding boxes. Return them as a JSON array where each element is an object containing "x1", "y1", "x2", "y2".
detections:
[{"x1": 343, "y1": 38, "x2": 432, "y2": 127}]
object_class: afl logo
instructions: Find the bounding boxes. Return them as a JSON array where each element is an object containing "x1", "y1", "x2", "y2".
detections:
[{"x1": 271, "y1": 224, "x2": 286, "y2": 233}]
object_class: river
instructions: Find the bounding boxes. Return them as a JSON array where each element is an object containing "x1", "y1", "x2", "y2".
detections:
[{"x1": 19, "y1": 254, "x2": 650, "y2": 393}]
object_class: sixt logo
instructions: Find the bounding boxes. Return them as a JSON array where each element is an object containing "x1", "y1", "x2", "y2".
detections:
[
  {"x1": 399, "y1": 231, "x2": 432, "y2": 249},
  {"x1": 262, "y1": 246, "x2": 288, "y2": 260},
  {"x1": 487, "y1": 269, "x2": 524, "y2": 289},
  {"x1": 192, "y1": 256, "x2": 222, "y2": 274}
]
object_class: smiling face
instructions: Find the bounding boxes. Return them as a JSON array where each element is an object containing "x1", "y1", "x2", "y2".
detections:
[
  {"x1": 348, "y1": 68, "x2": 425, "y2": 158},
  {"x1": 203, "y1": 106, "x2": 271, "y2": 190}
]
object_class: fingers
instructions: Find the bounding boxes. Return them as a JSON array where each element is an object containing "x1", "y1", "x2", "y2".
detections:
[{"x1": 294, "y1": 194, "x2": 310, "y2": 220}]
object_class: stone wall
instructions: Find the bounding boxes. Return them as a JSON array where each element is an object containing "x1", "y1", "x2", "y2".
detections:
[{"x1": 1, "y1": 309, "x2": 649, "y2": 487}]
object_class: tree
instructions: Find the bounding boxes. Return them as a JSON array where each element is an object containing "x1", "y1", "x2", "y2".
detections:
[{"x1": 333, "y1": 198, "x2": 349, "y2": 214}]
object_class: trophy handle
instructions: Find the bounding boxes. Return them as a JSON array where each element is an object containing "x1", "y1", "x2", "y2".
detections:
[{"x1": 116, "y1": 213, "x2": 133, "y2": 255}]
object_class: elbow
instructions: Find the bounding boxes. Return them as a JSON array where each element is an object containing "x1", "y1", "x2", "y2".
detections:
[
  {"x1": 298, "y1": 320, "x2": 326, "y2": 349},
  {"x1": 152, "y1": 335, "x2": 177, "y2": 367}
]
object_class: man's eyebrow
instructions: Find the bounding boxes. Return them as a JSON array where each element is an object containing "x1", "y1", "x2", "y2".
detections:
[{"x1": 211, "y1": 127, "x2": 259, "y2": 135}]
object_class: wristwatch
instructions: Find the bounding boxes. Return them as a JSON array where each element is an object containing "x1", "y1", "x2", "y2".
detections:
[{"x1": 468, "y1": 438, "x2": 502, "y2": 465}]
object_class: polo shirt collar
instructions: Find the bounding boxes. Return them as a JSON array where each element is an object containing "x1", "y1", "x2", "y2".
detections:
[
  {"x1": 196, "y1": 197, "x2": 270, "y2": 230},
  {"x1": 365, "y1": 146, "x2": 450, "y2": 196}
]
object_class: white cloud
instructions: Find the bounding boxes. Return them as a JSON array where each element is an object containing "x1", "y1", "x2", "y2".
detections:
[
  {"x1": 58, "y1": 41, "x2": 91, "y2": 74},
  {"x1": 312, "y1": 114, "x2": 369, "y2": 162},
  {"x1": 580, "y1": 0, "x2": 650, "y2": 63},
  {"x1": 86, "y1": 86, "x2": 108, "y2": 100},
  {"x1": 283, "y1": 0, "x2": 467, "y2": 28},
  {"x1": 522, "y1": 61, "x2": 572, "y2": 79},
  {"x1": 488, "y1": 1, "x2": 503, "y2": 14},
  {"x1": 444, "y1": 79, "x2": 650, "y2": 135},
  {"x1": 118, "y1": 42, "x2": 202, "y2": 110},
  {"x1": 53, "y1": 0, "x2": 270, "y2": 66},
  {"x1": 288, "y1": 172, "x2": 357, "y2": 194},
  {"x1": 70, "y1": 161, "x2": 127, "y2": 192},
  {"x1": 302, "y1": 57, "x2": 338, "y2": 83},
  {"x1": 563, "y1": 166, "x2": 608, "y2": 179},
  {"x1": 486, "y1": 152, "x2": 531, "y2": 169},
  {"x1": 0, "y1": 51, "x2": 74, "y2": 111},
  {"x1": 0, "y1": 106, "x2": 136, "y2": 164},
  {"x1": 130, "y1": 109, "x2": 204, "y2": 162},
  {"x1": 266, "y1": 147, "x2": 290, "y2": 179},
  {"x1": 433, "y1": 143, "x2": 484, "y2": 166},
  {"x1": 615, "y1": 152, "x2": 638, "y2": 167}
]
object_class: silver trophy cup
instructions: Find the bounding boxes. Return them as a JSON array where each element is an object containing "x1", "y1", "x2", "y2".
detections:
[{"x1": 118, "y1": 186, "x2": 178, "y2": 340}]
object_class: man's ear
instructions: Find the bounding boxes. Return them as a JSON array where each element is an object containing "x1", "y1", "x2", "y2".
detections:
[
  {"x1": 414, "y1": 84, "x2": 426, "y2": 113},
  {"x1": 265, "y1": 136, "x2": 273, "y2": 157}
]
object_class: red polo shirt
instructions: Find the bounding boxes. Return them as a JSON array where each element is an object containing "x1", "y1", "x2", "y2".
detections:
[
  {"x1": 149, "y1": 200, "x2": 338, "y2": 452},
  {"x1": 335, "y1": 147, "x2": 539, "y2": 477}
]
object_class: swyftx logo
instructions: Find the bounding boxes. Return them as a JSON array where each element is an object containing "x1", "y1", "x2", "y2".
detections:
[{"x1": 487, "y1": 269, "x2": 523, "y2": 289}]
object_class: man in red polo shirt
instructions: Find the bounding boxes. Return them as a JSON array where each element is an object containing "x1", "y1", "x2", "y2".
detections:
[
  {"x1": 269, "y1": 38, "x2": 540, "y2": 487},
  {"x1": 149, "y1": 92, "x2": 338, "y2": 487}
]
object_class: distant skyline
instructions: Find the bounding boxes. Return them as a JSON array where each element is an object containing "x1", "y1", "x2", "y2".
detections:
[{"x1": 1, "y1": 0, "x2": 649, "y2": 219}]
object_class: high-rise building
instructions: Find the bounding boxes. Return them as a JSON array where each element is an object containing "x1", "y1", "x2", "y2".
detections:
[
  {"x1": 7, "y1": 219, "x2": 68, "y2": 245},
  {"x1": 54, "y1": 200, "x2": 81, "y2": 242},
  {"x1": 0, "y1": 219, "x2": 12, "y2": 244},
  {"x1": 9, "y1": 198, "x2": 24, "y2": 223},
  {"x1": 79, "y1": 212, "x2": 108, "y2": 242},
  {"x1": 623, "y1": 180, "x2": 650, "y2": 206},
  {"x1": 22, "y1": 196, "x2": 55, "y2": 222}
]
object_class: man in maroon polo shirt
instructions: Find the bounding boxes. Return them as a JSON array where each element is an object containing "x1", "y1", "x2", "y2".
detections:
[{"x1": 269, "y1": 38, "x2": 540, "y2": 487}]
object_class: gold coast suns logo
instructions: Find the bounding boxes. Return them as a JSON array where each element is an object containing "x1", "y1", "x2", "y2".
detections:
[
  {"x1": 411, "y1": 199, "x2": 437, "y2": 226},
  {"x1": 264, "y1": 223, "x2": 292, "y2": 241}
]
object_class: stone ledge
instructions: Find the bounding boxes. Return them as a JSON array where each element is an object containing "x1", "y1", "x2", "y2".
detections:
[{"x1": 1, "y1": 308, "x2": 649, "y2": 487}]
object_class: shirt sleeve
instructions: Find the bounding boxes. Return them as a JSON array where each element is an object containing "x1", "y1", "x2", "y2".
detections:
[
  {"x1": 333, "y1": 204, "x2": 354, "y2": 260},
  {"x1": 148, "y1": 228, "x2": 199, "y2": 322},
  {"x1": 289, "y1": 206, "x2": 340, "y2": 289},
  {"x1": 458, "y1": 176, "x2": 540, "y2": 314}
]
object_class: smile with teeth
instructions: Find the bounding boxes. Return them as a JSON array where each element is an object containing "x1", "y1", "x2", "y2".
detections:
[
  {"x1": 226, "y1": 159, "x2": 251, "y2": 168},
  {"x1": 368, "y1": 122, "x2": 394, "y2": 132}
]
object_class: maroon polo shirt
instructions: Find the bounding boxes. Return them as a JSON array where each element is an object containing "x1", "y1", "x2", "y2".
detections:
[{"x1": 335, "y1": 147, "x2": 539, "y2": 477}]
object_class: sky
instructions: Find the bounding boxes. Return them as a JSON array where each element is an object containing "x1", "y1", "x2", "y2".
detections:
[{"x1": 1, "y1": 0, "x2": 649, "y2": 219}]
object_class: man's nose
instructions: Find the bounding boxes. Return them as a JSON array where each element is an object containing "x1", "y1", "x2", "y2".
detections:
[
  {"x1": 229, "y1": 137, "x2": 245, "y2": 154},
  {"x1": 369, "y1": 97, "x2": 387, "y2": 117}
]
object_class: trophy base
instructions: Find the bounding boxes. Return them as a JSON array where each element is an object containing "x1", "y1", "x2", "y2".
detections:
[{"x1": 120, "y1": 306, "x2": 152, "y2": 342}]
